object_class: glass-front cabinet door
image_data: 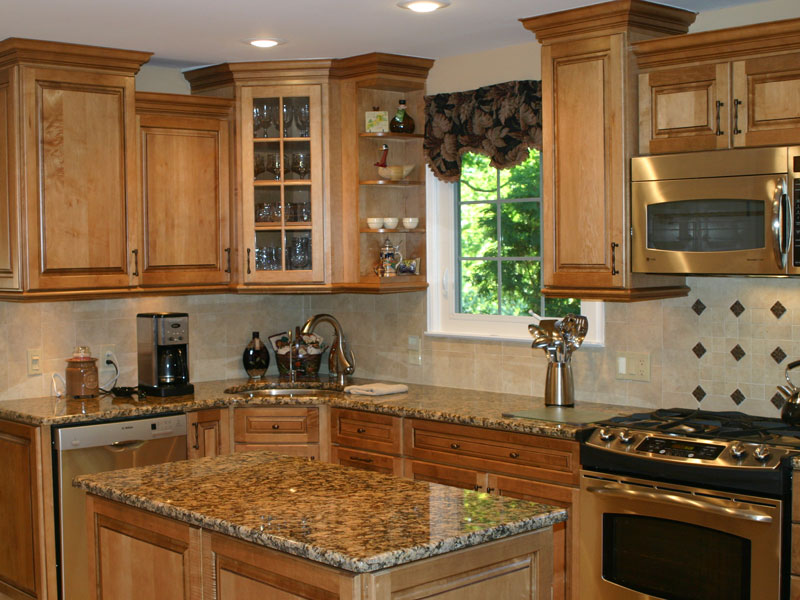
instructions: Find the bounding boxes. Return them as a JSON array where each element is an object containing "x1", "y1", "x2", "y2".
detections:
[{"x1": 241, "y1": 85, "x2": 323, "y2": 284}]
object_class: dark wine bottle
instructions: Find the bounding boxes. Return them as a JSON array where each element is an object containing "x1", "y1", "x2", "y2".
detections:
[
  {"x1": 243, "y1": 331, "x2": 270, "y2": 379},
  {"x1": 389, "y1": 99, "x2": 415, "y2": 134}
]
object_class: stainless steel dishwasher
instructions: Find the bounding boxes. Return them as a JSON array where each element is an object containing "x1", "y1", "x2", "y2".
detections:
[{"x1": 54, "y1": 414, "x2": 187, "y2": 600}]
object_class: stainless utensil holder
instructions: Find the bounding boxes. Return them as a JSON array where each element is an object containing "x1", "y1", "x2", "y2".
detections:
[{"x1": 545, "y1": 361, "x2": 574, "y2": 407}]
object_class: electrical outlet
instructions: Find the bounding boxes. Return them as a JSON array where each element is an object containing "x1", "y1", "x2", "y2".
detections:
[
  {"x1": 407, "y1": 336, "x2": 421, "y2": 365},
  {"x1": 615, "y1": 351, "x2": 650, "y2": 382},
  {"x1": 27, "y1": 348, "x2": 42, "y2": 376},
  {"x1": 98, "y1": 344, "x2": 116, "y2": 376}
]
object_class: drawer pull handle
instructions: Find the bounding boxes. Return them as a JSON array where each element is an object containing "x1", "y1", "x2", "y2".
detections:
[
  {"x1": 509, "y1": 451, "x2": 520, "y2": 459},
  {"x1": 272, "y1": 424, "x2": 280, "y2": 430},
  {"x1": 473, "y1": 485, "x2": 482, "y2": 491},
  {"x1": 192, "y1": 422, "x2": 200, "y2": 450},
  {"x1": 450, "y1": 443, "x2": 460, "y2": 450},
  {"x1": 357, "y1": 428, "x2": 366, "y2": 434},
  {"x1": 486, "y1": 487, "x2": 494, "y2": 494},
  {"x1": 350, "y1": 456, "x2": 374, "y2": 463}
]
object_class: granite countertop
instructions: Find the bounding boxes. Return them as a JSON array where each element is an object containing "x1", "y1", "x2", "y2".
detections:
[
  {"x1": 74, "y1": 450, "x2": 567, "y2": 573},
  {"x1": 0, "y1": 377, "x2": 635, "y2": 439}
]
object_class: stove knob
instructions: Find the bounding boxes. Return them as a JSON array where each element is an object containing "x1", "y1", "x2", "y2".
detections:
[
  {"x1": 730, "y1": 442, "x2": 747, "y2": 460},
  {"x1": 619, "y1": 429, "x2": 635, "y2": 445},
  {"x1": 753, "y1": 445, "x2": 771, "y2": 462},
  {"x1": 598, "y1": 428, "x2": 615, "y2": 442}
]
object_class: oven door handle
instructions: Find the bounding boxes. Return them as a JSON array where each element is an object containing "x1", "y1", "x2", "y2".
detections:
[{"x1": 586, "y1": 486, "x2": 773, "y2": 523}]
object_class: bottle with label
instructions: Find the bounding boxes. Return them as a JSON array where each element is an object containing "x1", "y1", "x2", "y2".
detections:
[
  {"x1": 242, "y1": 332, "x2": 270, "y2": 379},
  {"x1": 389, "y1": 99, "x2": 415, "y2": 134}
]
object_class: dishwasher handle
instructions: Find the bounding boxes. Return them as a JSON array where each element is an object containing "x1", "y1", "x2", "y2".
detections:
[{"x1": 104, "y1": 440, "x2": 147, "y2": 452}]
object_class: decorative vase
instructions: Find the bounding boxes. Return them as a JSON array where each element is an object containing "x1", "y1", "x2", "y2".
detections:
[{"x1": 243, "y1": 331, "x2": 270, "y2": 379}]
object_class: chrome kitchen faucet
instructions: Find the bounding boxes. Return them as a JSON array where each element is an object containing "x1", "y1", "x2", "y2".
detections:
[{"x1": 301, "y1": 314, "x2": 355, "y2": 386}]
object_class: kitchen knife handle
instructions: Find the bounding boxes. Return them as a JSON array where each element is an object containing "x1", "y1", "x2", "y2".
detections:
[
  {"x1": 247, "y1": 248, "x2": 252, "y2": 274},
  {"x1": 224, "y1": 248, "x2": 231, "y2": 273},
  {"x1": 611, "y1": 242, "x2": 619, "y2": 276},
  {"x1": 131, "y1": 249, "x2": 139, "y2": 277}
]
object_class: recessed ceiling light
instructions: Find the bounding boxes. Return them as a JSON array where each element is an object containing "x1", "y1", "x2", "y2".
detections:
[
  {"x1": 397, "y1": 1, "x2": 450, "y2": 13},
  {"x1": 248, "y1": 39, "x2": 282, "y2": 48}
]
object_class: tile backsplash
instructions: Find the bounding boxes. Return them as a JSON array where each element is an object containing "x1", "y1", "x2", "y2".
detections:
[{"x1": 1, "y1": 276, "x2": 798, "y2": 417}]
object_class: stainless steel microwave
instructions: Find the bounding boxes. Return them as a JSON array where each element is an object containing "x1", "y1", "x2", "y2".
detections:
[{"x1": 631, "y1": 146, "x2": 800, "y2": 275}]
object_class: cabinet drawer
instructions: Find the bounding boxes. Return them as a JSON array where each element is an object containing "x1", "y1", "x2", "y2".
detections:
[
  {"x1": 234, "y1": 443, "x2": 319, "y2": 460},
  {"x1": 330, "y1": 408, "x2": 402, "y2": 455},
  {"x1": 404, "y1": 419, "x2": 579, "y2": 486},
  {"x1": 793, "y1": 477, "x2": 800, "y2": 521},
  {"x1": 331, "y1": 446, "x2": 403, "y2": 476},
  {"x1": 404, "y1": 460, "x2": 485, "y2": 491},
  {"x1": 234, "y1": 408, "x2": 319, "y2": 444}
]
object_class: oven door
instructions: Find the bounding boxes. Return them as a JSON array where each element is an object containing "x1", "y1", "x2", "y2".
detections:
[
  {"x1": 578, "y1": 471, "x2": 783, "y2": 600},
  {"x1": 632, "y1": 174, "x2": 790, "y2": 275}
]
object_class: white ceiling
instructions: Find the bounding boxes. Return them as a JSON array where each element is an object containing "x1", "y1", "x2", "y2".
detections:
[{"x1": 3, "y1": 0, "x2": 762, "y2": 68}]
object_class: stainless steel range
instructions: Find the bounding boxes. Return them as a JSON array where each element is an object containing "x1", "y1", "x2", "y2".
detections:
[{"x1": 579, "y1": 408, "x2": 796, "y2": 600}]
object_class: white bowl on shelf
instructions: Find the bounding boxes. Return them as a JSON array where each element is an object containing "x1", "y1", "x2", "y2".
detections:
[
  {"x1": 383, "y1": 217, "x2": 399, "y2": 230},
  {"x1": 402, "y1": 217, "x2": 419, "y2": 229},
  {"x1": 367, "y1": 217, "x2": 384, "y2": 230}
]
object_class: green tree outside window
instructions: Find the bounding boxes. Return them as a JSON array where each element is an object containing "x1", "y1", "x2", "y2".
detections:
[{"x1": 457, "y1": 149, "x2": 579, "y2": 317}]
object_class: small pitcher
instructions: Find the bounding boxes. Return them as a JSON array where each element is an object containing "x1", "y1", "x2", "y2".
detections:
[{"x1": 374, "y1": 238, "x2": 403, "y2": 277}]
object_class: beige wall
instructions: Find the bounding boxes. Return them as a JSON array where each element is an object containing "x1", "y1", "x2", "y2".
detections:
[
  {"x1": 136, "y1": 64, "x2": 191, "y2": 94},
  {"x1": 3, "y1": 0, "x2": 799, "y2": 418}
]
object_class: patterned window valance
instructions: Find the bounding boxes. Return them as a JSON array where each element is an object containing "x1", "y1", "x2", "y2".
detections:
[{"x1": 423, "y1": 80, "x2": 543, "y2": 183}]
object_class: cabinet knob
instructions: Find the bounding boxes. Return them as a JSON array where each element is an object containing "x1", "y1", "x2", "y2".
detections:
[
  {"x1": 356, "y1": 428, "x2": 366, "y2": 434},
  {"x1": 450, "y1": 443, "x2": 460, "y2": 450},
  {"x1": 272, "y1": 424, "x2": 280, "y2": 430},
  {"x1": 509, "y1": 451, "x2": 520, "y2": 459},
  {"x1": 486, "y1": 487, "x2": 494, "y2": 494},
  {"x1": 473, "y1": 484, "x2": 482, "y2": 491}
]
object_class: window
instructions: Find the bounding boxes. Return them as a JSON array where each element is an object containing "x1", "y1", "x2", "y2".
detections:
[{"x1": 427, "y1": 150, "x2": 604, "y2": 343}]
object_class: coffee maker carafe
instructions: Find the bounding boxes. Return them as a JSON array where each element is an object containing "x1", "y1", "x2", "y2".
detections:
[{"x1": 137, "y1": 313, "x2": 194, "y2": 396}]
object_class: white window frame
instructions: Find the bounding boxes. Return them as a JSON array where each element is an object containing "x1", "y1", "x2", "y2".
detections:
[{"x1": 425, "y1": 167, "x2": 605, "y2": 345}]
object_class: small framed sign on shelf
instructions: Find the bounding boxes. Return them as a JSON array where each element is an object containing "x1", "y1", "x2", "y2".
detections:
[{"x1": 365, "y1": 110, "x2": 389, "y2": 133}]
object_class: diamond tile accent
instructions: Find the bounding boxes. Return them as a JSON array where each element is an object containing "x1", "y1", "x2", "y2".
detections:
[
  {"x1": 731, "y1": 389, "x2": 746, "y2": 405},
  {"x1": 771, "y1": 393, "x2": 786, "y2": 410},
  {"x1": 692, "y1": 342, "x2": 707, "y2": 358},
  {"x1": 771, "y1": 301, "x2": 787, "y2": 319},
  {"x1": 692, "y1": 386, "x2": 706, "y2": 402},
  {"x1": 730, "y1": 300, "x2": 745, "y2": 317},
  {"x1": 691, "y1": 299, "x2": 706, "y2": 316},
  {"x1": 771, "y1": 347, "x2": 787, "y2": 364},
  {"x1": 730, "y1": 344, "x2": 746, "y2": 361}
]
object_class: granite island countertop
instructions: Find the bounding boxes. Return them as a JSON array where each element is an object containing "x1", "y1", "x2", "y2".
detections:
[
  {"x1": 0, "y1": 377, "x2": 638, "y2": 440},
  {"x1": 74, "y1": 450, "x2": 567, "y2": 573}
]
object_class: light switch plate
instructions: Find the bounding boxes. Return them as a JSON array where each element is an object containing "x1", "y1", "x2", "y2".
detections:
[
  {"x1": 27, "y1": 348, "x2": 42, "y2": 376},
  {"x1": 615, "y1": 351, "x2": 650, "y2": 382}
]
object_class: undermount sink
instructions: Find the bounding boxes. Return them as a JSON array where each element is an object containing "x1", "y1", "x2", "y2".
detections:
[{"x1": 240, "y1": 388, "x2": 333, "y2": 397}]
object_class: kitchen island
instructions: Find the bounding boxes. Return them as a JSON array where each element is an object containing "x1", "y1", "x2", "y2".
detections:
[{"x1": 75, "y1": 450, "x2": 565, "y2": 599}]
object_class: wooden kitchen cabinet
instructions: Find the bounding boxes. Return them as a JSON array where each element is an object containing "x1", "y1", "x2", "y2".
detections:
[
  {"x1": 187, "y1": 408, "x2": 231, "y2": 459},
  {"x1": 403, "y1": 418, "x2": 580, "y2": 600},
  {"x1": 330, "y1": 408, "x2": 403, "y2": 475},
  {"x1": 233, "y1": 406, "x2": 321, "y2": 459},
  {"x1": 635, "y1": 19, "x2": 800, "y2": 155},
  {"x1": 135, "y1": 92, "x2": 234, "y2": 288},
  {"x1": 521, "y1": 2, "x2": 692, "y2": 302},
  {"x1": 0, "y1": 39, "x2": 151, "y2": 297},
  {"x1": 331, "y1": 54, "x2": 432, "y2": 292},
  {"x1": 0, "y1": 420, "x2": 43, "y2": 600}
]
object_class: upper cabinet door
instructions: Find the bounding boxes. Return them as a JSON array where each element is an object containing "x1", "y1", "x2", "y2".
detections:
[
  {"x1": 136, "y1": 94, "x2": 233, "y2": 288},
  {"x1": 21, "y1": 67, "x2": 138, "y2": 291}
]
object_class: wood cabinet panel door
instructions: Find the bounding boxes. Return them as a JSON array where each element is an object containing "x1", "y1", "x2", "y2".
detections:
[
  {"x1": 735, "y1": 52, "x2": 800, "y2": 148},
  {"x1": 187, "y1": 408, "x2": 231, "y2": 459},
  {"x1": 21, "y1": 67, "x2": 137, "y2": 290},
  {"x1": 543, "y1": 36, "x2": 623, "y2": 290},
  {"x1": 138, "y1": 111, "x2": 231, "y2": 287},
  {"x1": 0, "y1": 420, "x2": 40, "y2": 599},
  {"x1": 0, "y1": 68, "x2": 20, "y2": 292},
  {"x1": 640, "y1": 63, "x2": 730, "y2": 154}
]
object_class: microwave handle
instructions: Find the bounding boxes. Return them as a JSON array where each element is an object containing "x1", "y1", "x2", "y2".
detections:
[{"x1": 772, "y1": 177, "x2": 790, "y2": 270}]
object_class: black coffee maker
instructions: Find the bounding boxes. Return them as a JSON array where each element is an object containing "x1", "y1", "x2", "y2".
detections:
[{"x1": 136, "y1": 313, "x2": 194, "y2": 396}]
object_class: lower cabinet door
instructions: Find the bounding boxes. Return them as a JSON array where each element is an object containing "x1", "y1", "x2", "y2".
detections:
[
  {"x1": 187, "y1": 408, "x2": 230, "y2": 459},
  {"x1": 489, "y1": 473, "x2": 578, "y2": 600},
  {"x1": 330, "y1": 445, "x2": 403, "y2": 476}
]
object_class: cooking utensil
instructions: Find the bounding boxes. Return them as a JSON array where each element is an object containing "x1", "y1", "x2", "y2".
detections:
[{"x1": 780, "y1": 360, "x2": 800, "y2": 424}]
